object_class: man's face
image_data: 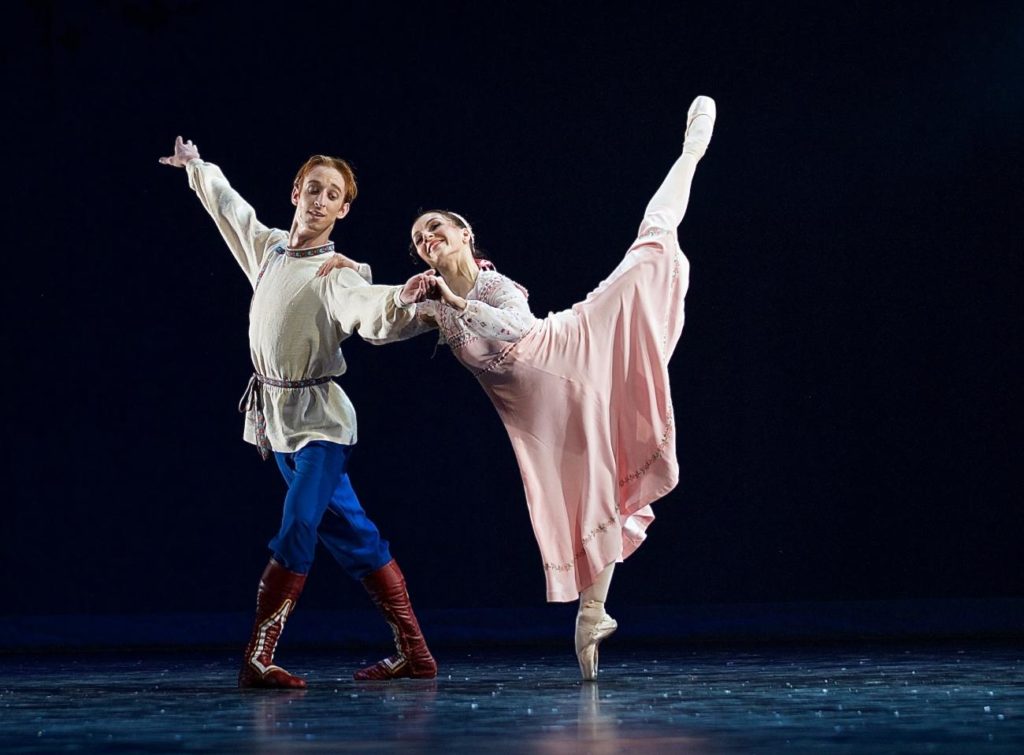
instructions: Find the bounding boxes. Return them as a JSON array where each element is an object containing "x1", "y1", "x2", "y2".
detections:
[{"x1": 291, "y1": 165, "x2": 350, "y2": 236}]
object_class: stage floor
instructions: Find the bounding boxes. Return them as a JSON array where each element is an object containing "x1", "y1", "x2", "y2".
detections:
[{"x1": 2, "y1": 643, "x2": 1021, "y2": 753}]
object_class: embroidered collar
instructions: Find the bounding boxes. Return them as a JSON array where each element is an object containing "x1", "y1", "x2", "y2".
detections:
[{"x1": 276, "y1": 242, "x2": 335, "y2": 258}]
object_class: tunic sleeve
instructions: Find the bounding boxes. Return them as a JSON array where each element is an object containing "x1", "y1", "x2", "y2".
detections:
[
  {"x1": 387, "y1": 300, "x2": 440, "y2": 342},
  {"x1": 186, "y1": 160, "x2": 286, "y2": 286},
  {"x1": 319, "y1": 268, "x2": 417, "y2": 344},
  {"x1": 454, "y1": 273, "x2": 537, "y2": 342}
]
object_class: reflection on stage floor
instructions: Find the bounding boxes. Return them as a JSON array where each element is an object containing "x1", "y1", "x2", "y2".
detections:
[{"x1": 2, "y1": 644, "x2": 1021, "y2": 752}]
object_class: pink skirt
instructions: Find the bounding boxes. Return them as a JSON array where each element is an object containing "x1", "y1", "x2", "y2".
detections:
[{"x1": 476, "y1": 229, "x2": 689, "y2": 601}]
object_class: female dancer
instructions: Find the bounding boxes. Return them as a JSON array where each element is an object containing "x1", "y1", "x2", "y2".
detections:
[{"x1": 324, "y1": 96, "x2": 715, "y2": 679}]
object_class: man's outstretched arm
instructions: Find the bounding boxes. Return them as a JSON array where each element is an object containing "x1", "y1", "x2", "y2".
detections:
[{"x1": 159, "y1": 136, "x2": 285, "y2": 285}]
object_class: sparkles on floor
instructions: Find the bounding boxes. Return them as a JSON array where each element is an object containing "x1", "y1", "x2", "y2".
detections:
[{"x1": 2, "y1": 644, "x2": 1022, "y2": 753}]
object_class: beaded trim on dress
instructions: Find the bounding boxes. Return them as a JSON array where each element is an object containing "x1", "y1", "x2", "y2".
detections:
[{"x1": 543, "y1": 514, "x2": 618, "y2": 573}]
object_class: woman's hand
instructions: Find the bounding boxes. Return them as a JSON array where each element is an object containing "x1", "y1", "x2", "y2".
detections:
[
  {"x1": 158, "y1": 136, "x2": 201, "y2": 168},
  {"x1": 316, "y1": 253, "x2": 361, "y2": 277},
  {"x1": 398, "y1": 271, "x2": 436, "y2": 305},
  {"x1": 432, "y1": 274, "x2": 468, "y2": 311}
]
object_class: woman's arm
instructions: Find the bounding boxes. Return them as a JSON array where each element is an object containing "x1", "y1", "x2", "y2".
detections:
[
  {"x1": 316, "y1": 252, "x2": 373, "y2": 283},
  {"x1": 434, "y1": 273, "x2": 537, "y2": 342}
]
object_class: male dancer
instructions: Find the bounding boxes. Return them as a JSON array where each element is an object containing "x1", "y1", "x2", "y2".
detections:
[{"x1": 160, "y1": 136, "x2": 436, "y2": 687}]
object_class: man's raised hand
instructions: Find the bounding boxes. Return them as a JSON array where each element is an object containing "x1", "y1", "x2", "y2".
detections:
[{"x1": 158, "y1": 136, "x2": 201, "y2": 168}]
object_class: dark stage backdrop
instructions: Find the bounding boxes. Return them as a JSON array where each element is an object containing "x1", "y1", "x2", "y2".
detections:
[{"x1": 2, "y1": 3, "x2": 1021, "y2": 635}]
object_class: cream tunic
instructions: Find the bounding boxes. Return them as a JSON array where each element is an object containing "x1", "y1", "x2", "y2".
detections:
[{"x1": 187, "y1": 159, "x2": 414, "y2": 452}]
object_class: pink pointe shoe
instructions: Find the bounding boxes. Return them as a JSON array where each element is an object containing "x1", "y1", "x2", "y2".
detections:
[
  {"x1": 683, "y1": 95, "x2": 716, "y2": 158},
  {"x1": 575, "y1": 600, "x2": 618, "y2": 681}
]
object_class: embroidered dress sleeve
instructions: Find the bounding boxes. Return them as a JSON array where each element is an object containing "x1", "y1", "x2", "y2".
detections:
[
  {"x1": 321, "y1": 268, "x2": 417, "y2": 344},
  {"x1": 638, "y1": 152, "x2": 693, "y2": 238},
  {"x1": 186, "y1": 160, "x2": 286, "y2": 286},
  {"x1": 454, "y1": 273, "x2": 537, "y2": 342}
]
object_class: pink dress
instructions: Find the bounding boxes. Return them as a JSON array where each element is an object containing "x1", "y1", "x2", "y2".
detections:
[{"x1": 407, "y1": 157, "x2": 693, "y2": 602}]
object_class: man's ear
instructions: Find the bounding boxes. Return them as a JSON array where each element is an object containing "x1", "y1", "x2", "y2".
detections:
[
  {"x1": 291, "y1": 184, "x2": 300, "y2": 207},
  {"x1": 336, "y1": 203, "x2": 351, "y2": 220}
]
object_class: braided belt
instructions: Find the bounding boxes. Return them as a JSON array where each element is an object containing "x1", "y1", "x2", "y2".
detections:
[{"x1": 238, "y1": 373, "x2": 333, "y2": 460}]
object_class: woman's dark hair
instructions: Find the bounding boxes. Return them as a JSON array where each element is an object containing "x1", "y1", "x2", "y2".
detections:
[{"x1": 409, "y1": 209, "x2": 490, "y2": 266}]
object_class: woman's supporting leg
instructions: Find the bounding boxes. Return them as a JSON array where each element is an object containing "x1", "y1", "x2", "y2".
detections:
[
  {"x1": 575, "y1": 562, "x2": 619, "y2": 681},
  {"x1": 581, "y1": 562, "x2": 616, "y2": 604}
]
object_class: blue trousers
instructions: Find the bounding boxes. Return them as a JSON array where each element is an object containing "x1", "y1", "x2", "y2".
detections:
[{"x1": 268, "y1": 441, "x2": 392, "y2": 578}]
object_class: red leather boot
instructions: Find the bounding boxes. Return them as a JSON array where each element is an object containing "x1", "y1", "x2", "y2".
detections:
[
  {"x1": 238, "y1": 559, "x2": 308, "y2": 689},
  {"x1": 354, "y1": 560, "x2": 437, "y2": 680}
]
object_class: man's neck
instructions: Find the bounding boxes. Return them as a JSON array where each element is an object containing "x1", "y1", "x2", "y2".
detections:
[{"x1": 288, "y1": 221, "x2": 332, "y2": 250}]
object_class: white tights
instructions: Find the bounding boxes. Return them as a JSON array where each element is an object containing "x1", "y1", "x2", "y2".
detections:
[{"x1": 579, "y1": 562, "x2": 616, "y2": 611}]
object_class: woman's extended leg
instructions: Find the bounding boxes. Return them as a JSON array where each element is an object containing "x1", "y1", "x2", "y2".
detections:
[{"x1": 642, "y1": 95, "x2": 716, "y2": 232}]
